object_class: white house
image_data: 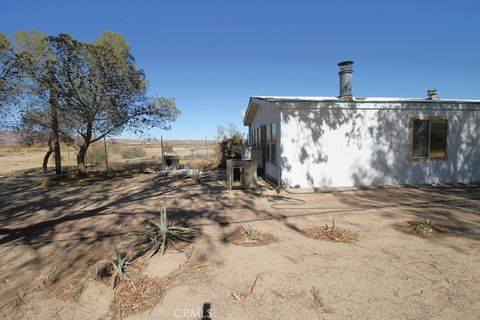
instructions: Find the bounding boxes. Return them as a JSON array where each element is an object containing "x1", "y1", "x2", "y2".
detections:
[{"x1": 243, "y1": 61, "x2": 480, "y2": 189}]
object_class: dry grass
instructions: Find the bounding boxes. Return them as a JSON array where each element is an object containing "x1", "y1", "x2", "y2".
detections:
[
  {"x1": 230, "y1": 273, "x2": 263, "y2": 303},
  {"x1": 225, "y1": 225, "x2": 278, "y2": 247},
  {"x1": 309, "y1": 286, "x2": 334, "y2": 313},
  {"x1": 109, "y1": 275, "x2": 167, "y2": 318},
  {"x1": 391, "y1": 218, "x2": 453, "y2": 239},
  {"x1": 42, "y1": 277, "x2": 86, "y2": 302},
  {"x1": 95, "y1": 244, "x2": 212, "y2": 318},
  {"x1": 109, "y1": 259, "x2": 213, "y2": 318},
  {"x1": 0, "y1": 140, "x2": 219, "y2": 176},
  {"x1": 303, "y1": 222, "x2": 358, "y2": 243},
  {"x1": 0, "y1": 292, "x2": 29, "y2": 317}
]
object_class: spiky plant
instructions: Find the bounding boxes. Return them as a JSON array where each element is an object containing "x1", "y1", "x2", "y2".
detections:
[
  {"x1": 325, "y1": 218, "x2": 336, "y2": 231},
  {"x1": 242, "y1": 224, "x2": 259, "y2": 238},
  {"x1": 415, "y1": 217, "x2": 433, "y2": 233},
  {"x1": 129, "y1": 199, "x2": 198, "y2": 257},
  {"x1": 112, "y1": 247, "x2": 130, "y2": 278}
]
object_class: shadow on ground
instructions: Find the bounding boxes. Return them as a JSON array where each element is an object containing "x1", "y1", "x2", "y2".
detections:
[{"x1": 0, "y1": 166, "x2": 479, "y2": 303}]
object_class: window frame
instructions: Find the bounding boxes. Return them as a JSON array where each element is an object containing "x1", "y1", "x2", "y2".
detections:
[
  {"x1": 265, "y1": 124, "x2": 271, "y2": 163},
  {"x1": 270, "y1": 122, "x2": 277, "y2": 165},
  {"x1": 409, "y1": 117, "x2": 448, "y2": 161}
]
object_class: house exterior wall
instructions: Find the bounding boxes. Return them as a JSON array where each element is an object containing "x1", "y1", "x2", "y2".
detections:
[
  {"x1": 249, "y1": 102, "x2": 280, "y2": 182},
  {"x1": 279, "y1": 101, "x2": 480, "y2": 188}
]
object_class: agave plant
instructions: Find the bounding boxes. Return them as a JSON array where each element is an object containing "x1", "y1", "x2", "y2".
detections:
[
  {"x1": 111, "y1": 247, "x2": 131, "y2": 278},
  {"x1": 415, "y1": 217, "x2": 433, "y2": 233},
  {"x1": 242, "y1": 224, "x2": 259, "y2": 238},
  {"x1": 130, "y1": 200, "x2": 198, "y2": 257},
  {"x1": 325, "y1": 218, "x2": 336, "y2": 231}
]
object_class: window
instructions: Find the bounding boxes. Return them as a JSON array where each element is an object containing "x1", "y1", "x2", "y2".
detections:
[
  {"x1": 255, "y1": 128, "x2": 259, "y2": 147},
  {"x1": 271, "y1": 123, "x2": 277, "y2": 165},
  {"x1": 411, "y1": 119, "x2": 447, "y2": 159},
  {"x1": 261, "y1": 125, "x2": 266, "y2": 160},
  {"x1": 265, "y1": 124, "x2": 271, "y2": 162}
]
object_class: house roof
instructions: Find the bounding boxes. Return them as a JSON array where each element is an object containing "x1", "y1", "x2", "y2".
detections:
[
  {"x1": 252, "y1": 96, "x2": 480, "y2": 103},
  {"x1": 243, "y1": 95, "x2": 480, "y2": 125}
]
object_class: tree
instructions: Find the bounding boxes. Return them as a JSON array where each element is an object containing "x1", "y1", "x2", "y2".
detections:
[
  {"x1": 14, "y1": 31, "x2": 63, "y2": 174},
  {"x1": 17, "y1": 106, "x2": 74, "y2": 173},
  {"x1": 215, "y1": 123, "x2": 240, "y2": 141},
  {"x1": 50, "y1": 32, "x2": 179, "y2": 176},
  {"x1": 216, "y1": 123, "x2": 247, "y2": 167},
  {"x1": 0, "y1": 33, "x2": 22, "y2": 128}
]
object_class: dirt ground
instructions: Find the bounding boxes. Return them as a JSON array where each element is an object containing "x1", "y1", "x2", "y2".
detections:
[{"x1": 0, "y1": 167, "x2": 479, "y2": 319}]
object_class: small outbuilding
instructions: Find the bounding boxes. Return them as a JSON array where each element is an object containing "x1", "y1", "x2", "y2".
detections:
[{"x1": 243, "y1": 61, "x2": 480, "y2": 189}]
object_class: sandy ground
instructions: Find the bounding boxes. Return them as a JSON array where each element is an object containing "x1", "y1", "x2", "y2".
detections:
[
  {"x1": 0, "y1": 142, "x2": 216, "y2": 176},
  {"x1": 0, "y1": 169, "x2": 479, "y2": 319}
]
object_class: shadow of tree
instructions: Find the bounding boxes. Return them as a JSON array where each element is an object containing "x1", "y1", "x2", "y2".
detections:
[
  {"x1": 0, "y1": 164, "x2": 479, "y2": 305},
  {"x1": 0, "y1": 169, "x2": 280, "y2": 300},
  {"x1": 278, "y1": 100, "x2": 480, "y2": 188}
]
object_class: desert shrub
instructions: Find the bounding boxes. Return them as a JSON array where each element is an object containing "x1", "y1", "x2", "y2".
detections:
[
  {"x1": 215, "y1": 123, "x2": 247, "y2": 167},
  {"x1": 119, "y1": 146, "x2": 146, "y2": 159},
  {"x1": 163, "y1": 143, "x2": 174, "y2": 153},
  {"x1": 217, "y1": 133, "x2": 247, "y2": 167},
  {"x1": 109, "y1": 143, "x2": 121, "y2": 154},
  {"x1": 86, "y1": 146, "x2": 106, "y2": 164}
]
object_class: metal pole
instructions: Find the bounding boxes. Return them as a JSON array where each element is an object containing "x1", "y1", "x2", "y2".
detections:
[
  {"x1": 205, "y1": 136, "x2": 207, "y2": 160},
  {"x1": 104, "y1": 136, "x2": 109, "y2": 173}
]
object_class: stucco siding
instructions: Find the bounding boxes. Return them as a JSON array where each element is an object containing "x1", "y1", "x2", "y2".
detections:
[{"x1": 279, "y1": 102, "x2": 480, "y2": 188}]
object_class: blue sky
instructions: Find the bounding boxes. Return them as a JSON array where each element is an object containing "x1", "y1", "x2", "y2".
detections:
[{"x1": 1, "y1": 0, "x2": 479, "y2": 140}]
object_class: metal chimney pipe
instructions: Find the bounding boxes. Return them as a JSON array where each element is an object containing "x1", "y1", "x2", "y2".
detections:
[
  {"x1": 338, "y1": 60, "x2": 354, "y2": 99},
  {"x1": 427, "y1": 88, "x2": 439, "y2": 100}
]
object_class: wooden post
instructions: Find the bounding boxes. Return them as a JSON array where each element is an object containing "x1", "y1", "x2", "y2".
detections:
[
  {"x1": 67, "y1": 138, "x2": 71, "y2": 173},
  {"x1": 161, "y1": 135, "x2": 165, "y2": 170},
  {"x1": 104, "y1": 136, "x2": 109, "y2": 173}
]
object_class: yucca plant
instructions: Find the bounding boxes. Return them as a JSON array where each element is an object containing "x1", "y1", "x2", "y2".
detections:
[
  {"x1": 112, "y1": 247, "x2": 130, "y2": 278},
  {"x1": 129, "y1": 199, "x2": 198, "y2": 257},
  {"x1": 242, "y1": 224, "x2": 259, "y2": 237},
  {"x1": 112, "y1": 247, "x2": 143, "y2": 273},
  {"x1": 415, "y1": 217, "x2": 433, "y2": 233},
  {"x1": 325, "y1": 218, "x2": 336, "y2": 231}
]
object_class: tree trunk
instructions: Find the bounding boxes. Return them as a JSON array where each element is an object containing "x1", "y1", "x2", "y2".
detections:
[
  {"x1": 77, "y1": 143, "x2": 89, "y2": 177},
  {"x1": 42, "y1": 142, "x2": 54, "y2": 174},
  {"x1": 77, "y1": 120, "x2": 93, "y2": 177},
  {"x1": 50, "y1": 84, "x2": 62, "y2": 175}
]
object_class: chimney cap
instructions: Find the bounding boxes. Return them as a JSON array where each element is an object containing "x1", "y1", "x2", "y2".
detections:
[
  {"x1": 337, "y1": 60, "x2": 354, "y2": 67},
  {"x1": 427, "y1": 88, "x2": 439, "y2": 100}
]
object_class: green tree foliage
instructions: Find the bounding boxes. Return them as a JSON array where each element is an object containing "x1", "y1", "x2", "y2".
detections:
[
  {"x1": 14, "y1": 30, "x2": 63, "y2": 174},
  {"x1": 3, "y1": 31, "x2": 178, "y2": 176},
  {"x1": 0, "y1": 33, "x2": 22, "y2": 127},
  {"x1": 216, "y1": 123, "x2": 247, "y2": 167},
  {"x1": 50, "y1": 32, "x2": 179, "y2": 176}
]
